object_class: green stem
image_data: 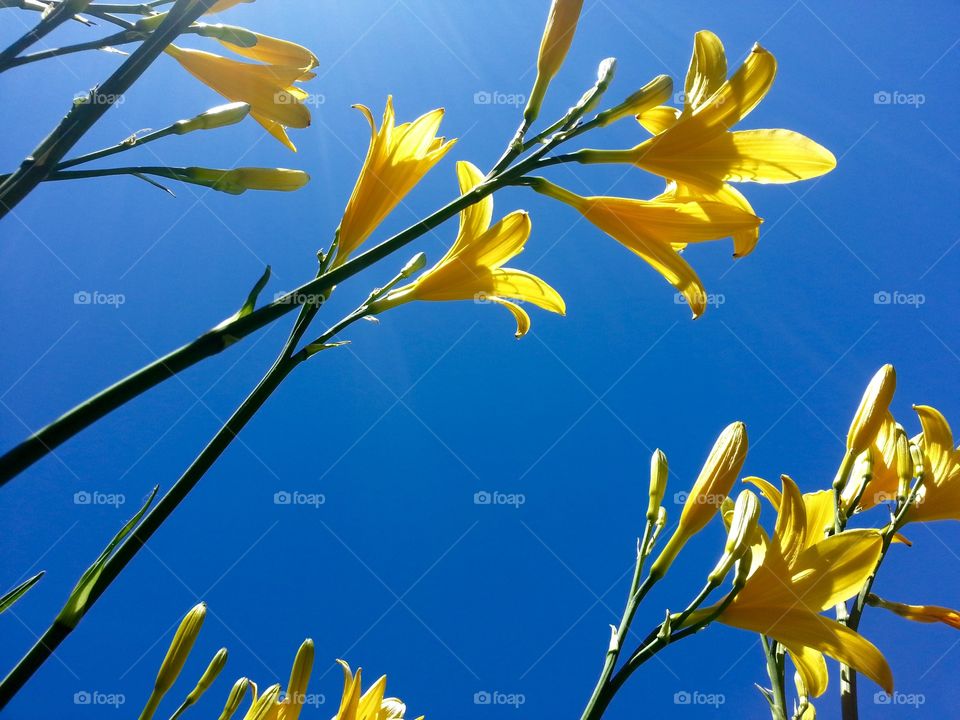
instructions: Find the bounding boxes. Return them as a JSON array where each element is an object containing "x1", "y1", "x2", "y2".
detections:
[
  {"x1": 0, "y1": 0, "x2": 218, "y2": 217},
  {"x1": 0, "y1": 0, "x2": 82, "y2": 66},
  {"x1": 763, "y1": 636, "x2": 789, "y2": 720},
  {"x1": 0, "y1": 145, "x2": 565, "y2": 486},
  {"x1": 0, "y1": 300, "x2": 364, "y2": 708}
]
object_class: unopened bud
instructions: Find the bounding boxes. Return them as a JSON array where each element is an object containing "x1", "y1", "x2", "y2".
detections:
[
  {"x1": 596, "y1": 74, "x2": 673, "y2": 127},
  {"x1": 179, "y1": 167, "x2": 310, "y2": 194},
  {"x1": 216, "y1": 677, "x2": 250, "y2": 720},
  {"x1": 282, "y1": 638, "x2": 314, "y2": 720},
  {"x1": 196, "y1": 22, "x2": 258, "y2": 47},
  {"x1": 646, "y1": 449, "x2": 668, "y2": 523},
  {"x1": 707, "y1": 490, "x2": 760, "y2": 584},
  {"x1": 154, "y1": 603, "x2": 206, "y2": 698},
  {"x1": 174, "y1": 102, "x2": 251, "y2": 135},
  {"x1": 525, "y1": 0, "x2": 585, "y2": 123},
  {"x1": 400, "y1": 252, "x2": 428, "y2": 278},
  {"x1": 847, "y1": 365, "x2": 896, "y2": 454},
  {"x1": 180, "y1": 647, "x2": 228, "y2": 711}
]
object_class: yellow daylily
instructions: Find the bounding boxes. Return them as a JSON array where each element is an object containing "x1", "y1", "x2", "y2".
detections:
[
  {"x1": 841, "y1": 412, "x2": 901, "y2": 512},
  {"x1": 868, "y1": 596, "x2": 960, "y2": 631},
  {"x1": 335, "y1": 97, "x2": 456, "y2": 266},
  {"x1": 579, "y1": 33, "x2": 836, "y2": 191},
  {"x1": 368, "y1": 161, "x2": 565, "y2": 338},
  {"x1": 689, "y1": 476, "x2": 893, "y2": 698},
  {"x1": 906, "y1": 405, "x2": 960, "y2": 523},
  {"x1": 744, "y1": 475, "x2": 835, "y2": 553},
  {"x1": 530, "y1": 177, "x2": 760, "y2": 317},
  {"x1": 165, "y1": 45, "x2": 315, "y2": 151},
  {"x1": 335, "y1": 661, "x2": 421, "y2": 720}
]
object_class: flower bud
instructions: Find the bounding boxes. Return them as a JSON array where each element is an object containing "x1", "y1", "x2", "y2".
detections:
[
  {"x1": 174, "y1": 102, "x2": 251, "y2": 135},
  {"x1": 525, "y1": 0, "x2": 585, "y2": 123},
  {"x1": 596, "y1": 74, "x2": 673, "y2": 127},
  {"x1": 649, "y1": 422, "x2": 748, "y2": 579},
  {"x1": 646, "y1": 449, "x2": 668, "y2": 523},
  {"x1": 281, "y1": 638, "x2": 314, "y2": 720},
  {"x1": 155, "y1": 603, "x2": 206, "y2": 697},
  {"x1": 248, "y1": 684, "x2": 281, "y2": 720},
  {"x1": 847, "y1": 365, "x2": 896, "y2": 455},
  {"x1": 731, "y1": 548, "x2": 753, "y2": 591},
  {"x1": 179, "y1": 167, "x2": 310, "y2": 194},
  {"x1": 894, "y1": 427, "x2": 912, "y2": 503},
  {"x1": 196, "y1": 22, "x2": 259, "y2": 48},
  {"x1": 707, "y1": 490, "x2": 760, "y2": 584},
  {"x1": 178, "y1": 647, "x2": 228, "y2": 712},
  {"x1": 399, "y1": 252, "x2": 428, "y2": 279},
  {"x1": 216, "y1": 677, "x2": 250, "y2": 720}
]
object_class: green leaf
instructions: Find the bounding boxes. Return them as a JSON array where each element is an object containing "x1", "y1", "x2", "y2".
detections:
[
  {"x1": 237, "y1": 265, "x2": 271, "y2": 319},
  {"x1": 0, "y1": 572, "x2": 44, "y2": 615},
  {"x1": 303, "y1": 339, "x2": 350, "y2": 359},
  {"x1": 55, "y1": 487, "x2": 158, "y2": 629}
]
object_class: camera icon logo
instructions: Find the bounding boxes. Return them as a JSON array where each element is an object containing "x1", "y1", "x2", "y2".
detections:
[
  {"x1": 874, "y1": 691, "x2": 891, "y2": 705},
  {"x1": 274, "y1": 491, "x2": 292, "y2": 505},
  {"x1": 74, "y1": 491, "x2": 92, "y2": 505},
  {"x1": 674, "y1": 691, "x2": 692, "y2": 705},
  {"x1": 874, "y1": 290, "x2": 891, "y2": 305},
  {"x1": 473, "y1": 91, "x2": 492, "y2": 105},
  {"x1": 874, "y1": 91, "x2": 892, "y2": 105},
  {"x1": 473, "y1": 691, "x2": 492, "y2": 705},
  {"x1": 74, "y1": 291, "x2": 92, "y2": 305},
  {"x1": 74, "y1": 691, "x2": 92, "y2": 705},
  {"x1": 474, "y1": 491, "x2": 492, "y2": 505}
]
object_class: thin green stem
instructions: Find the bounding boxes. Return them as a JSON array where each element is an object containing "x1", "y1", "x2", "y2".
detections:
[
  {"x1": 0, "y1": 0, "x2": 81, "y2": 66},
  {"x1": 0, "y1": 134, "x2": 571, "y2": 486},
  {"x1": 763, "y1": 636, "x2": 789, "y2": 720},
  {"x1": 0, "y1": 0, "x2": 217, "y2": 217}
]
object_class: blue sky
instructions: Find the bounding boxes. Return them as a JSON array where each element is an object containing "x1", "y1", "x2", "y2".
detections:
[{"x1": 1, "y1": 1, "x2": 959, "y2": 718}]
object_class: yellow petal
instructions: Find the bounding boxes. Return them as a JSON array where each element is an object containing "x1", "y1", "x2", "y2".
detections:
[
  {"x1": 491, "y1": 268, "x2": 566, "y2": 315},
  {"x1": 489, "y1": 297, "x2": 532, "y2": 338},
  {"x1": 802, "y1": 491, "x2": 835, "y2": 550},
  {"x1": 914, "y1": 405, "x2": 955, "y2": 483},
  {"x1": 776, "y1": 475, "x2": 808, "y2": 567},
  {"x1": 221, "y1": 33, "x2": 318, "y2": 70},
  {"x1": 690, "y1": 43, "x2": 777, "y2": 132},
  {"x1": 637, "y1": 105, "x2": 680, "y2": 135},
  {"x1": 783, "y1": 641, "x2": 829, "y2": 698},
  {"x1": 683, "y1": 30, "x2": 727, "y2": 114},
  {"x1": 694, "y1": 129, "x2": 837, "y2": 184},
  {"x1": 744, "y1": 476, "x2": 782, "y2": 507},
  {"x1": 455, "y1": 160, "x2": 493, "y2": 241},
  {"x1": 790, "y1": 529, "x2": 882, "y2": 612}
]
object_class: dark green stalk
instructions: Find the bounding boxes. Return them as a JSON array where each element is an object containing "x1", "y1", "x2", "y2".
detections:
[{"x1": 0, "y1": 0, "x2": 218, "y2": 217}]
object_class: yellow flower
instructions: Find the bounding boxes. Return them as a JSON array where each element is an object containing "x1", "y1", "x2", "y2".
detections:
[
  {"x1": 745, "y1": 475, "x2": 835, "y2": 552},
  {"x1": 165, "y1": 45, "x2": 315, "y2": 151},
  {"x1": 691, "y1": 476, "x2": 893, "y2": 698},
  {"x1": 841, "y1": 412, "x2": 900, "y2": 512},
  {"x1": 530, "y1": 177, "x2": 760, "y2": 317},
  {"x1": 906, "y1": 405, "x2": 960, "y2": 523},
  {"x1": 335, "y1": 97, "x2": 456, "y2": 266},
  {"x1": 868, "y1": 596, "x2": 960, "y2": 631},
  {"x1": 278, "y1": 639, "x2": 314, "y2": 720},
  {"x1": 650, "y1": 422, "x2": 748, "y2": 577},
  {"x1": 334, "y1": 661, "x2": 420, "y2": 720},
  {"x1": 526, "y1": 0, "x2": 585, "y2": 122},
  {"x1": 368, "y1": 162, "x2": 565, "y2": 338},
  {"x1": 579, "y1": 34, "x2": 836, "y2": 191}
]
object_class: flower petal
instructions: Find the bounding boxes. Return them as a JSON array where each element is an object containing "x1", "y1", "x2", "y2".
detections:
[
  {"x1": 491, "y1": 269, "x2": 566, "y2": 315},
  {"x1": 783, "y1": 641, "x2": 829, "y2": 698},
  {"x1": 693, "y1": 129, "x2": 837, "y2": 184},
  {"x1": 790, "y1": 529, "x2": 882, "y2": 612},
  {"x1": 489, "y1": 297, "x2": 532, "y2": 338},
  {"x1": 456, "y1": 160, "x2": 493, "y2": 245},
  {"x1": 637, "y1": 105, "x2": 680, "y2": 135},
  {"x1": 683, "y1": 30, "x2": 727, "y2": 114}
]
